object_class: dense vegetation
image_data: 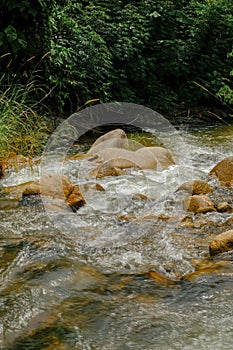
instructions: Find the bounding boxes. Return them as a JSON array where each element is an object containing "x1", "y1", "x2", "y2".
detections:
[{"x1": 0, "y1": 0, "x2": 232, "y2": 157}]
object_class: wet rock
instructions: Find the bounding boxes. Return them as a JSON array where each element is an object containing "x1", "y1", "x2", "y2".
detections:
[
  {"x1": 176, "y1": 180, "x2": 213, "y2": 195},
  {"x1": 216, "y1": 201, "x2": 233, "y2": 213},
  {"x1": 90, "y1": 161, "x2": 124, "y2": 178},
  {"x1": 209, "y1": 229, "x2": 233, "y2": 256},
  {"x1": 40, "y1": 174, "x2": 85, "y2": 210},
  {"x1": 118, "y1": 214, "x2": 137, "y2": 221},
  {"x1": 209, "y1": 156, "x2": 233, "y2": 186},
  {"x1": 39, "y1": 174, "x2": 74, "y2": 198},
  {"x1": 224, "y1": 216, "x2": 233, "y2": 226},
  {"x1": 107, "y1": 275, "x2": 135, "y2": 292},
  {"x1": 183, "y1": 195, "x2": 216, "y2": 214},
  {"x1": 181, "y1": 260, "x2": 232, "y2": 282},
  {"x1": 69, "y1": 264, "x2": 108, "y2": 292},
  {"x1": 1, "y1": 181, "x2": 36, "y2": 199},
  {"x1": 66, "y1": 185, "x2": 86, "y2": 210},
  {"x1": 132, "y1": 193, "x2": 150, "y2": 201},
  {"x1": 22, "y1": 181, "x2": 41, "y2": 195},
  {"x1": 88, "y1": 128, "x2": 128, "y2": 154},
  {"x1": 146, "y1": 271, "x2": 175, "y2": 285},
  {"x1": 2, "y1": 174, "x2": 86, "y2": 210}
]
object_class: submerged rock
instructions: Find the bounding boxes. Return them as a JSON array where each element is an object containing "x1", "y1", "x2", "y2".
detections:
[
  {"x1": 209, "y1": 156, "x2": 233, "y2": 186},
  {"x1": 181, "y1": 260, "x2": 233, "y2": 282},
  {"x1": 209, "y1": 229, "x2": 233, "y2": 256},
  {"x1": 183, "y1": 194, "x2": 216, "y2": 214}
]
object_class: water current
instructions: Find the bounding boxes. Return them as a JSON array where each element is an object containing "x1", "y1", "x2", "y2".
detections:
[{"x1": 0, "y1": 121, "x2": 233, "y2": 349}]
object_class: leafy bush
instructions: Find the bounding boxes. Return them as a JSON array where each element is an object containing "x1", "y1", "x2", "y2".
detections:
[{"x1": 0, "y1": 0, "x2": 232, "y2": 116}]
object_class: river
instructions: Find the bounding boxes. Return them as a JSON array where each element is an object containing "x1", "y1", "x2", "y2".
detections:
[{"x1": 0, "y1": 120, "x2": 233, "y2": 349}]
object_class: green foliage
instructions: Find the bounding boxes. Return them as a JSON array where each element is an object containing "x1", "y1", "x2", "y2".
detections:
[
  {"x1": 0, "y1": 58, "x2": 47, "y2": 159},
  {"x1": 217, "y1": 49, "x2": 233, "y2": 106},
  {"x1": 0, "y1": 0, "x2": 232, "y2": 116}
]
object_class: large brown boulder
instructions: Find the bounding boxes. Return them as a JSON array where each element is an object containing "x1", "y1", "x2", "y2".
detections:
[
  {"x1": 90, "y1": 161, "x2": 124, "y2": 178},
  {"x1": 37, "y1": 174, "x2": 86, "y2": 210},
  {"x1": 39, "y1": 174, "x2": 74, "y2": 199},
  {"x1": 177, "y1": 179, "x2": 213, "y2": 195},
  {"x1": 209, "y1": 156, "x2": 233, "y2": 186},
  {"x1": 136, "y1": 146, "x2": 175, "y2": 170},
  {"x1": 88, "y1": 129, "x2": 175, "y2": 171},
  {"x1": 88, "y1": 129, "x2": 128, "y2": 155},
  {"x1": 91, "y1": 147, "x2": 158, "y2": 170},
  {"x1": 209, "y1": 230, "x2": 233, "y2": 256},
  {"x1": 3, "y1": 174, "x2": 86, "y2": 210},
  {"x1": 183, "y1": 194, "x2": 216, "y2": 214}
]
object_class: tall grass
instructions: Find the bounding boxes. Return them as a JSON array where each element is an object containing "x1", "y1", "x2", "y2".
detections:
[{"x1": 0, "y1": 54, "x2": 49, "y2": 160}]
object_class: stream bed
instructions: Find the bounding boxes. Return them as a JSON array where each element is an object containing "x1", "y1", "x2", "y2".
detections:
[{"x1": 0, "y1": 120, "x2": 233, "y2": 349}]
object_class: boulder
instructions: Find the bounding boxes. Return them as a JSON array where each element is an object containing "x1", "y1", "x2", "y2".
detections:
[
  {"x1": 209, "y1": 230, "x2": 233, "y2": 256},
  {"x1": 209, "y1": 156, "x2": 233, "y2": 186},
  {"x1": 90, "y1": 161, "x2": 124, "y2": 178},
  {"x1": 177, "y1": 179, "x2": 213, "y2": 195},
  {"x1": 88, "y1": 128, "x2": 128, "y2": 155},
  {"x1": 2, "y1": 174, "x2": 86, "y2": 211},
  {"x1": 66, "y1": 185, "x2": 86, "y2": 210},
  {"x1": 91, "y1": 147, "x2": 158, "y2": 170},
  {"x1": 39, "y1": 174, "x2": 86, "y2": 210},
  {"x1": 33, "y1": 174, "x2": 74, "y2": 199},
  {"x1": 136, "y1": 146, "x2": 175, "y2": 170},
  {"x1": 2, "y1": 181, "x2": 36, "y2": 199},
  {"x1": 183, "y1": 194, "x2": 216, "y2": 214}
]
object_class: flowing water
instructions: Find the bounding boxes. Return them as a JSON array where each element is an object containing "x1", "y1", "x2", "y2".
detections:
[{"x1": 0, "y1": 121, "x2": 233, "y2": 349}]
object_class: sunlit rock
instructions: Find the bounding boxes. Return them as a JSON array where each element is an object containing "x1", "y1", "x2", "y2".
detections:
[
  {"x1": 183, "y1": 194, "x2": 216, "y2": 214},
  {"x1": 209, "y1": 229, "x2": 233, "y2": 256},
  {"x1": 90, "y1": 161, "x2": 124, "y2": 178},
  {"x1": 91, "y1": 147, "x2": 158, "y2": 170},
  {"x1": 2, "y1": 174, "x2": 86, "y2": 211},
  {"x1": 88, "y1": 128, "x2": 128, "y2": 154},
  {"x1": 1, "y1": 181, "x2": 36, "y2": 199},
  {"x1": 87, "y1": 129, "x2": 175, "y2": 173},
  {"x1": 209, "y1": 156, "x2": 233, "y2": 186},
  {"x1": 176, "y1": 179, "x2": 213, "y2": 195},
  {"x1": 66, "y1": 185, "x2": 86, "y2": 210},
  {"x1": 136, "y1": 146, "x2": 175, "y2": 170}
]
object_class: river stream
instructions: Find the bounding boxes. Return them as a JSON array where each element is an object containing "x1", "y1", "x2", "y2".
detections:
[{"x1": 0, "y1": 121, "x2": 233, "y2": 349}]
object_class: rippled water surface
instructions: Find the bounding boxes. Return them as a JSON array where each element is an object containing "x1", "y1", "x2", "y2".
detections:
[{"x1": 0, "y1": 121, "x2": 233, "y2": 349}]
